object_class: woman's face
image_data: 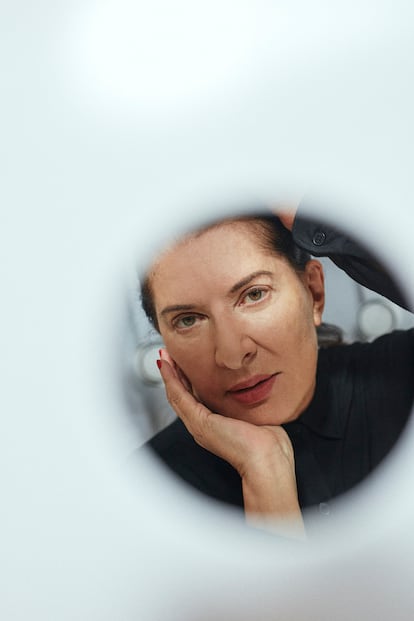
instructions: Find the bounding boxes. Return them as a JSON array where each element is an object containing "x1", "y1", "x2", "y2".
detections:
[{"x1": 151, "y1": 222, "x2": 325, "y2": 426}]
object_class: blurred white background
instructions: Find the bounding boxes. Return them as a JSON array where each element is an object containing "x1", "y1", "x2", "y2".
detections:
[{"x1": 1, "y1": 1, "x2": 414, "y2": 619}]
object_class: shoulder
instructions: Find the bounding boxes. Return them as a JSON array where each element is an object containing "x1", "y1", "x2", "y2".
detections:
[
  {"x1": 316, "y1": 328, "x2": 414, "y2": 411},
  {"x1": 145, "y1": 418, "x2": 244, "y2": 507},
  {"x1": 142, "y1": 418, "x2": 211, "y2": 490},
  {"x1": 318, "y1": 329, "x2": 414, "y2": 422},
  {"x1": 149, "y1": 417, "x2": 192, "y2": 451},
  {"x1": 319, "y1": 328, "x2": 414, "y2": 368},
  {"x1": 350, "y1": 329, "x2": 414, "y2": 376}
]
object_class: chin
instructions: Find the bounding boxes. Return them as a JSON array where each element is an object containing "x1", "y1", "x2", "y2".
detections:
[{"x1": 226, "y1": 402, "x2": 298, "y2": 427}]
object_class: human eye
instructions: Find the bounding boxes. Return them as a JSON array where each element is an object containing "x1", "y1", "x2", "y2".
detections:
[
  {"x1": 172, "y1": 314, "x2": 201, "y2": 330},
  {"x1": 242, "y1": 287, "x2": 270, "y2": 305}
]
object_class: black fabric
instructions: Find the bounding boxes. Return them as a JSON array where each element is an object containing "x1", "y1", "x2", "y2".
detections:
[
  {"x1": 292, "y1": 215, "x2": 411, "y2": 310},
  {"x1": 148, "y1": 417, "x2": 243, "y2": 507},
  {"x1": 148, "y1": 329, "x2": 414, "y2": 513}
]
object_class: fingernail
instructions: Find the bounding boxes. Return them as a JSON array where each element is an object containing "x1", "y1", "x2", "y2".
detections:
[
  {"x1": 158, "y1": 349, "x2": 162, "y2": 358},
  {"x1": 156, "y1": 359, "x2": 162, "y2": 370}
]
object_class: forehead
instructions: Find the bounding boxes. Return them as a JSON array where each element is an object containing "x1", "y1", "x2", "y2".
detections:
[
  {"x1": 150, "y1": 221, "x2": 289, "y2": 303},
  {"x1": 153, "y1": 222, "x2": 266, "y2": 275}
]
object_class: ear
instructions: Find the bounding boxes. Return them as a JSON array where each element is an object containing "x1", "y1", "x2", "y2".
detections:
[{"x1": 303, "y1": 260, "x2": 325, "y2": 327}]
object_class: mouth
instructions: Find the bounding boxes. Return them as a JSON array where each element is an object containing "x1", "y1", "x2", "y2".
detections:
[{"x1": 226, "y1": 373, "x2": 280, "y2": 406}]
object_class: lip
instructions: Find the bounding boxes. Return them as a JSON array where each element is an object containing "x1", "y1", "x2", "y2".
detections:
[{"x1": 226, "y1": 373, "x2": 279, "y2": 406}]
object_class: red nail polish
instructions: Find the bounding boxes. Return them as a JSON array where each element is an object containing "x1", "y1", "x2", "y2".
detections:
[
  {"x1": 156, "y1": 359, "x2": 162, "y2": 370},
  {"x1": 158, "y1": 349, "x2": 162, "y2": 358}
]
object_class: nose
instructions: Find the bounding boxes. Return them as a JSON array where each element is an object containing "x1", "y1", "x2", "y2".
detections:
[{"x1": 213, "y1": 318, "x2": 257, "y2": 370}]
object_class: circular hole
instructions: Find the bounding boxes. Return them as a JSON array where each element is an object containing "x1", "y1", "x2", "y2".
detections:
[{"x1": 123, "y1": 199, "x2": 414, "y2": 544}]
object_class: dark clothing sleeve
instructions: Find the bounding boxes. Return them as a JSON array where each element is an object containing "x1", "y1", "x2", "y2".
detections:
[{"x1": 292, "y1": 213, "x2": 411, "y2": 311}]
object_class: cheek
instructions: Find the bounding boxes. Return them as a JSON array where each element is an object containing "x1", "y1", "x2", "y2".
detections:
[
  {"x1": 162, "y1": 334, "x2": 215, "y2": 388},
  {"x1": 290, "y1": 287, "x2": 318, "y2": 333},
  {"x1": 281, "y1": 302, "x2": 319, "y2": 386},
  {"x1": 263, "y1": 290, "x2": 315, "y2": 338}
]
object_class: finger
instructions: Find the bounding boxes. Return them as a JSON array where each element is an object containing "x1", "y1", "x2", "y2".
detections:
[
  {"x1": 157, "y1": 359, "x2": 222, "y2": 445},
  {"x1": 159, "y1": 349, "x2": 178, "y2": 378},
  {"x1": 160, "y1": 348, "x2": 192, "y2": 392},
  {"x1": 157, "y1": 358, "x2": 210, "y2": 432},
  {"x1": 269, "y1": 202, "x2": 300, "y2": 231},
  {"x1": 175, "y1": 365, "x2": 193, "y2": 393}
]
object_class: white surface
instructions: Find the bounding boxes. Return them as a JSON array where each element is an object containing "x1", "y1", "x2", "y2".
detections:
[
  {"x1": 136, "y1": 344, "x2": 163, "y2": 385},
  {"x1": 357, "y1": 300, "x2": 396, "y2": 340},
  {"x1": 1, "y1": 1, "x2": 414, "y2": 619}
]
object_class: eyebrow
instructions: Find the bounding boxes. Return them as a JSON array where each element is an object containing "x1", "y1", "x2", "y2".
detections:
[
  {"x1": 228, "y1": 270, "x2": 273, "y2": 294},
  {"x1": 160, "y1": 303, "x2": 198, "y2": 317},
  {"x1": 160, "y1": 270, "x2": 274, "y2": 318}
]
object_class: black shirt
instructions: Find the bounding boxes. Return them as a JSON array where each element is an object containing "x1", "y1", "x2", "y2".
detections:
[
  {"x1": 148, "y1": 329, "x2": 414, "y2": 514},
  {"x1": 285, "y1": 328, "x2": 414, "y2": 509}
]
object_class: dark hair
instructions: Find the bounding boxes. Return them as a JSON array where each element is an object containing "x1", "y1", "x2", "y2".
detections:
[{"x1": 140, "y1": 212, "x2": 311, "y2": 332}]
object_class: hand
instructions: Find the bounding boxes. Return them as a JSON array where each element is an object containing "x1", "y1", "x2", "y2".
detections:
[
  {"x1": 270, "y1": 202, "x2": 299, "y2": 232},
  {"x1": 158, "y1": 350, "x2": 305, "y2": 538}
]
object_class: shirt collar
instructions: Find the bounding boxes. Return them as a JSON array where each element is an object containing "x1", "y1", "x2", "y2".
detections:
[{"x1": 295, "y1": 348, "x2": 348, "y2": 440}]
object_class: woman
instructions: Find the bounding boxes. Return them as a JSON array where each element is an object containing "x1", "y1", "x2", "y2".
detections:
[{"x1": 140, "y1": 207, "x2": 414, "y2": 538}]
